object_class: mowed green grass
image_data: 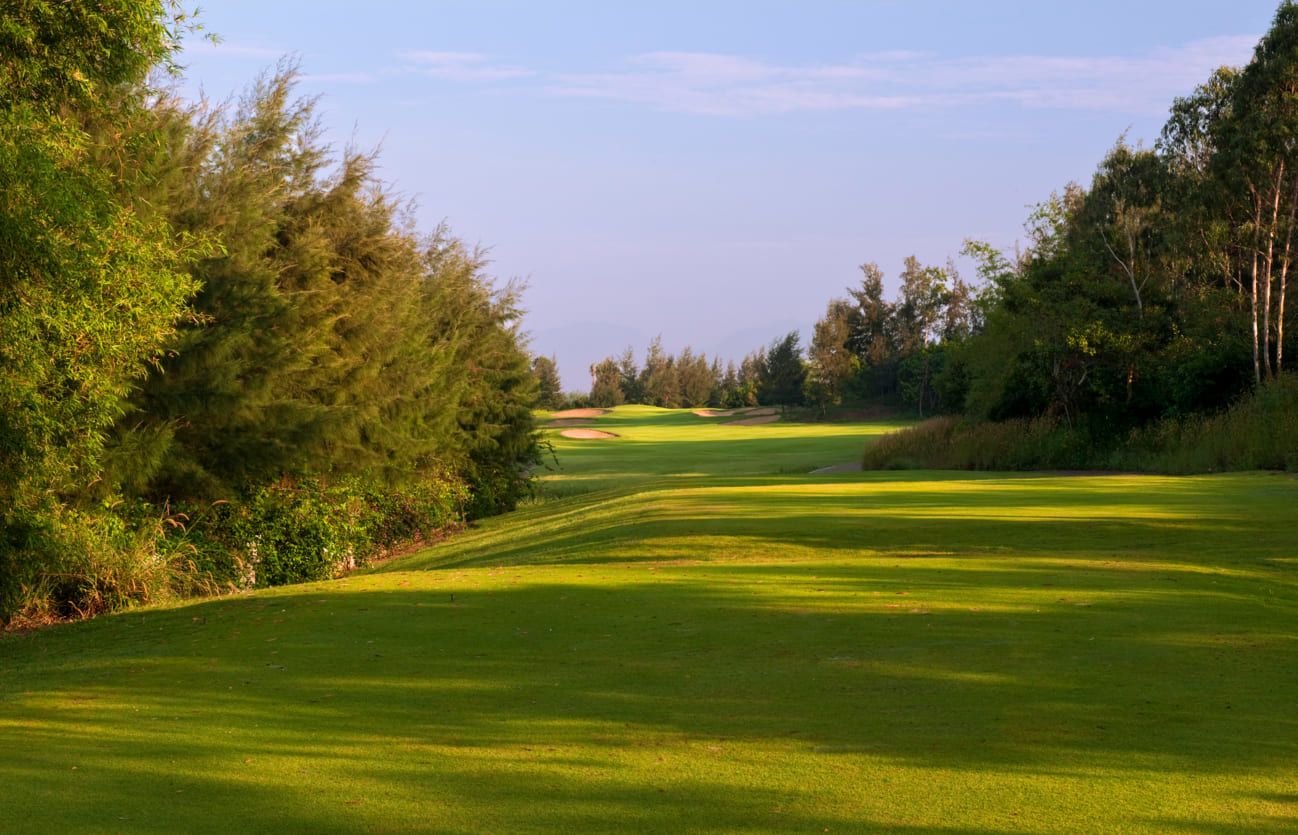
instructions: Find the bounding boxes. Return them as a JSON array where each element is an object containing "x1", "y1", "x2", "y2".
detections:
[
  {"x1": 3, "y1": 408, "x2": 1298, "y2": 832},
  {"x1": 535, "y1": 404, "x2": 904, "y2": 495}
]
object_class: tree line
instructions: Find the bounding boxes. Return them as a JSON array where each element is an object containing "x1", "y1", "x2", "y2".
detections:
[
  {"x1": 571, "y1": 334, "x2": 809, "y2": 410},
  {"x1": 582, "y1": 2, "x2": 1298, "y2": 465},
  {"x1": 573, "y1": 255, "x2": 977, "y2": 415},
  {"x1": 903, "y1": 2, "x2": 1298, "y2": 435},
  {"x1": 0, "y1": 4, "x2": 539, "y2": 622},
  {"x1": 864, "y1": 3, "x2": 1298, "y2": 469}
]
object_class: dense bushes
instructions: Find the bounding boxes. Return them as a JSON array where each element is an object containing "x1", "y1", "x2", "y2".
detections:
[
  {"x1": 864, "y1": 374, "x2": 1298, "y2": 474},
  {"x1": 108, "y1": 73, "x2": 539, "y2": 506},
  {"x1": 3, "y1": 499, "x2": 217, "y2": 622},
  {"x1": 862, "y1": 416, "x2": 1091, "y2": 471},
  {"x1": 1, "y1": 470, "x2": 471, "y2": 625},
  {"x1": 181, "y1": 471, "x2": 469, "y2": 589},
  {"x1": 0, "y1": 2, "x2": 201, "y2": 626},
  {"x1": 1120, "y1": 374, "x2": 1298, "y2": 473},
  {"x1": 0, "y1": 6, "x2": 539, "y2": 625}
]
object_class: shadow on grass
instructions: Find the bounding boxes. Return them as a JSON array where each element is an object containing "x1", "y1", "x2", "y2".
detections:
[
  {"x1": 3, "y1": 541, "x2": 1297, "y2": 831},
  {"x1": 4, "y1": 471, "x2": 1296, "y2": 830},
  {"x1": 399, "y1": 473, "x2": 1297, "y2": 576}
]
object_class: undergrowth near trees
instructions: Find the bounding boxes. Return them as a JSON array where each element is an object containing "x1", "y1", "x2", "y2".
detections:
[
  {"x1": 863, "y1": 374, "x2": 1298, "y2": 474},
  {"x1": 3, "y1": 471, "x2": 469, "y2": 628}
]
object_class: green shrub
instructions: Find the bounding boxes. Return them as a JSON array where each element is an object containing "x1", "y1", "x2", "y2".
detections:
[
  {"x1": 0, "y1": 510, "x2": 46, "y2": 625},
  {"x1": 174, "y1": 470, "x2": 469, "y2": 590},
  {"x1": 230, "y1": 485, "x2": 342, "y2": 586},
  {"x1": 359, "y1": 473, "x2": 469, "y2": 550},
  {"x1": 864, "y1": 375, "x2": 1298, "y2": 474},
  {"x1": 1116, "y1": 374, "x2": 1298, "y2": 473},
  {"x1": 463, "y1": 464, "x2": 533, "y2": 520},
  {"x1": 862, "y1": 415, "x2": 1091, "y2": 471},
  {"x1": 0, "y1": 499, "x2": 218, "y2": 624}
]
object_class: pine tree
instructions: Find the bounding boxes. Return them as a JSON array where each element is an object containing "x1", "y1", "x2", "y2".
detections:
[
  {"x1": 808, "y1": 299, "x2": 857, "y2": 408},
  {"x1": 676, "y1": 347, "x2": 716, "y2": 407},
  {"x1": 759, "y1": 332, "x2": 808, "y2": 406},
  {"x1": 532, "y1": 355, "x2": 564, "y2": 410},
  {"x1": 616, "y1": 347, "x2": 642, "y2": 403},
  {"x1": 640, "y1": 336, "x2": 680, "y2": 407},
  {"x1": 589, "y1": 358, "x2": 626, "y2": 407}
]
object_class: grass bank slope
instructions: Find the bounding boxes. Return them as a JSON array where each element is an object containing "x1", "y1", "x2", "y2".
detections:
[{"x1": 2, "y1": 409, "x2": 1297, "y2": 832}]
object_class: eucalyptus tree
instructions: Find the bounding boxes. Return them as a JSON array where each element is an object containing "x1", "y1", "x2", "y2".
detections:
[{"x1": 1195, "y1": 2, "x2": 1298, "y2": 382}]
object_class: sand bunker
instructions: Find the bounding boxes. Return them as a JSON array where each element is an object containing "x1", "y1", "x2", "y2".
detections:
[
  {"x1": 692, "y1": 408, "x2": 736, "y2": 418},
  {"x1": 559, "y1": 428, "x2": 619, "y2": 440},
  {"x1": 724, "y1": 414, "x2": 781, "y2": 426},
  {"x1": 550, "y1": 408, "x2": 608, "y2": 419},
  {"x1": 546, "y1": 418, "x2": 596, "y2": 427}
]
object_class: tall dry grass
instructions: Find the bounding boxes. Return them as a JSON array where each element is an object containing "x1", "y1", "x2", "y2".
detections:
[{"x1": 863, "y1": 375, "x2": 1298, "y2": 474}]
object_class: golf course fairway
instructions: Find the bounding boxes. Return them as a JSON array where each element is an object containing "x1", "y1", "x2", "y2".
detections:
[{"x1": 3, "y1": 407, "x2": 1296, "y2": 832}]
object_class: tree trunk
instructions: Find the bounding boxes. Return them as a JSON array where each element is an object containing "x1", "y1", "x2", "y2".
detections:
[
  {"x1": 1277, "y1": 172, "x2": 1298, "y2": 375},
  {"x1": 1125, "y1": 225, "x2": 1143, "y2": 315},
  {"x1": 1251, "y1": 192, "x2": 1263, "y2": 385},
  {"x1": 1281, "y1": 260, "x2": 1289, "y2": 375},
  {"x1": 1099, "y1": 222, "x2": 1142, "y2": 314},
  {"x1": 1263, "y1": 164, "x2": 1284, "y2": 379},
  {"x1": 1252, "y1": 254, "x2": 1263, "y2": 385}
]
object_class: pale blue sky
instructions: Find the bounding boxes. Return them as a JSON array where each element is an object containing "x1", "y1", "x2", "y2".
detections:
[{"x1": 179, "y1": 1, "x2": 1279, "y2": 389}]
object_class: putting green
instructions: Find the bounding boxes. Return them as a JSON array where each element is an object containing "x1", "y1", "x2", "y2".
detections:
[{"x1": 2, "y1": 407, "x2": 1296, "y2": 832}]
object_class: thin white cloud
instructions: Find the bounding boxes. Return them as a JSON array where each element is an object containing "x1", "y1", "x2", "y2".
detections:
[
  {"x1": 550, "y1": 51, "x2": 913, "y2": 116},
  {"x1": 543, "y1": 35, "x2": 1258, "y2": 116},
  {"x1": 319, "y1": 37, "x2": 1261, "y2": 117},
  {"x1": 300, "y1": 72, "x2": 379, "y2": 84},
  {"x1": 398, "y1": 50, "x2": 534, "y2": 82},
  {"x1": 181, "y1": 40, "x2": 284, "y2": 60}
]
